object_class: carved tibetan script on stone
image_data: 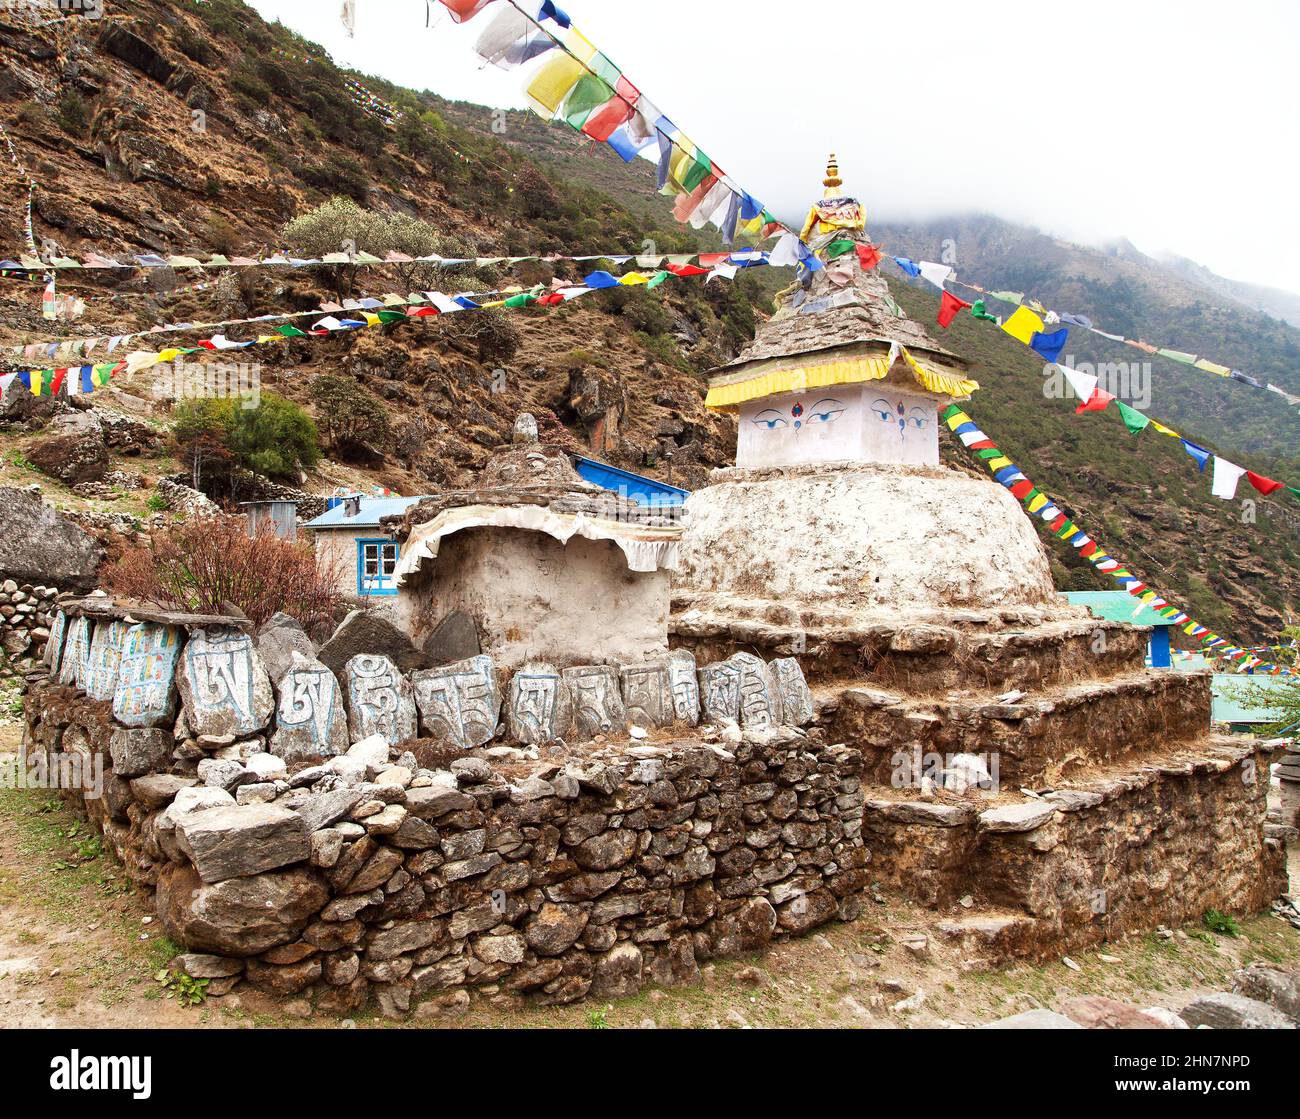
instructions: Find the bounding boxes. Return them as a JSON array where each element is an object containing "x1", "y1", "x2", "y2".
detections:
[
  {"x1": 412, "y1": 655, "x2": 501, "y2": 749},
  {"x1": 345, "y1": 653, "x2": 417, "y2": 745}
]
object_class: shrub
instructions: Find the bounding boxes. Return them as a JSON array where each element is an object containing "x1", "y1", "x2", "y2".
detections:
[
  {"x1": 55, "y1": 92, "x2": 90, "y2": 137},
  {"x1": 308, "y1": 374, "x2": 391, "y2": 455},
  {"x1": 173, "y1": 394, "x2": 320, "y2": 486},
  {"x1": 104, "y1": 514, "x2": 344, "y2": 631}
]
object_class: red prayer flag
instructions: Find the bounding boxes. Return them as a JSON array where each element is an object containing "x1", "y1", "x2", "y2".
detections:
[
  {"x1": 437, "y1": 0, "x2": 495, "y2": 22},
  {"x1": 582, "y1": 76, "x2": 640, "y2": 142},
  {"x1": 1075, "y1": 387, "x2": 1115, "y2": 413},
  {"x1": 937, "y1": 290, "x2": 972, "y2": 328},
  {"x1": 855, "y1": 243, "x2": 883, "y2": 271},
  {"x1": 1246, "y1": 470, "x2": 1284, "y2": 495},
  {"x1": 666, "y1": 263, "x2": 709, "y2": 277}
]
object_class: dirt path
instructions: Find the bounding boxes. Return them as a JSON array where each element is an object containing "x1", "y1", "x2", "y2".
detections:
[{"x1": 2, "y1": 720, "x2": 1297, "y2": 1029}]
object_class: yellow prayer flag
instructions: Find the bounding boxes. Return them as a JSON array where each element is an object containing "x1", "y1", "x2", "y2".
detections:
[
  {"x1": 618, "y1": 272, "x2": 649, "y2": 286},
  {"x1": 525, "y1": 55, "x2": 586, "y2": 118},
  {"x1": 1194, "y1": 359, "x2": 1230, "y2": 376},
  {"x1": 987, "y1": 456, "x2": 1013, "y2": 471},
  {"x1": 1027, "y1": 494, "x2": 1048, "y2": 514},
  {"x1": 1001, "y1": 305, "x2": 1045, "y2": 346},
  {"x1": 1151, "y1": 421, "x2": 1179, "y2": 437}
]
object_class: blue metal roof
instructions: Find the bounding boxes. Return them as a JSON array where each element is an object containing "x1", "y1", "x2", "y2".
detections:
[
  {"x1": 571, "y1": 455, "x2": 689, "y2": 507},
  {"x1": 305, "y1": 495, "x2": 428, "y2": 529},
  {"x1": 1061, "y1": 590, "x2": 1175, "y2": 628}
]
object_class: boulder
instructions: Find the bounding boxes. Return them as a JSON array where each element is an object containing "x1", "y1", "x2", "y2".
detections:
[
  {"x1": 0, "y1": 486, "x2": 104, "y2": 590},
  {"x1": 26, "y1": 411, "x2": 109, "y2": 485},
  {"x1": 255, "y1": 614, "x2": 316, "y2": 683},
  {"x1": 317, "y1": 610, "x2": 424, "y2": 678},
  {"x1": 421, "y1": 611, "x2": 481, "y2": 667},
  {"x1": 1180, "y1": 992, "x2": 1295, "y2": 1029},
  {"x1": 1231, "y1": 964, "x2": 1300, "y2": 1021},
  {"x1": 155, "y1": 864, "x2": 327, "y2": 957},
  {"x1": 175, "y1": 803, "x2": 311, "y2": 882},
  {"x1": 591, "y1": 942, "x2": 643, "y2": 999},
  {"x1": 1060, "y1": 996, "x2": 1173, "y2": 1029}
]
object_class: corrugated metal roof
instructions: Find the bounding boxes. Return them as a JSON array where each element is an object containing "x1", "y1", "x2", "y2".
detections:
[
  {"x1": 1061, "y1": 591, "x2": 1174, "y2": 629},
  {"x1": 1211, "y1": 674, "x2": 1292, "y2": 725},
  {"x1": 304, "y1": 496, "x2": 428, "y2": 529}
]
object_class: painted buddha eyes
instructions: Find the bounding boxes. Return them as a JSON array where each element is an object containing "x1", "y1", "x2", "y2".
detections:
[
  {"x1": 751, "y1": 398, "x2": 845, "y2": 431},
  {"x1": 872, "y1": 400, "x2": 929, "y2": 434},
  {"x1": 806, "y1": 398, "x2": 845, "y2": 425}
]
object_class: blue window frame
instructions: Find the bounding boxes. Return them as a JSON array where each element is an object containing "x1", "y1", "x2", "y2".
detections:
[{"x1": 356, "y1": 538, "x2": 399, "y2": 597}]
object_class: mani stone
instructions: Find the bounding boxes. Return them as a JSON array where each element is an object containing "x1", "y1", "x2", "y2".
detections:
[
  {"x1": 507, "y1": 662, "x2": 574, "y2": 745},
  {"x1": 512, "y1": 412, "x2": 539, "y2": 444},
  {"x1": 562, "y1": 665, "x2": 626, "y2": 739},
  {"x1": 666, "y1": 649, "x2": 700, "y2": 725},
  {"x1": 112, "y1": 622, "x2": 183, "y2": 728},
  {"x1": 698, "y1": 653, "x2": 782, "y2": 728},
  {"x1": 57, "y1": 615, "x2": 92, "y2": 687},
  {"x1": 620, "y1": 661, "x2": 674, "y2": 728},
  {"x1": 43, "y1": 609, "x2": 68, "y2": 674},
  {"x1": 412, "y1": 655, "x2": 502, "y2": 749},
  {"x1": 770, "y1": 657, "x2": 814, "y2": 726},
  {"x1": 177, "y1": 627, "x2": 274, "y2": 737},
  {"x1": 176, "y1": 802, "x2": 311, "y2": 883},
  {"x1": 271, "y1": 654, "x2": 349, "y2": 763},
  {"x1": 85, "y1": 619, "x2": 130, "y2": 703},
  {"x1": 255, "y1": 613, "x2": 316, "y2": 683},
  {"x1": 344, "y1": 653, "x2": 418, "y2": 745}
]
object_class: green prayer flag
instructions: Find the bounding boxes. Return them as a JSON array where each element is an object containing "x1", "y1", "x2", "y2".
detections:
[
  {"x1": 277, "y1": 325, "x2": 308, "y2": 337},
  {"x1": 562, "y1": 74, "x2": 613, "y2": 130},
  {"x1": 825, "y1": 239, "x2": 855, "y2": 260},
  {"x1": 376, "y1": 310, "x2": 406, "y2": 324},
  {"x1": 1116, "y1": 400, "x2": 1150, "y2": 435},
  {"x1": 1288, "y1": 487, "x2": 1300, "y2": 501},
  {"x1": 504, "y1": 293, "x2": 535, "y2": 308},
  {"x1": 645, "y1": 270, "x2": 669, "y2": 290},
  {"x1": 971, "y1": 299, "x2": 999, "y2": 322},
  {"x1": 680, "y1": 149, "x2": 713, "y2": 192}
]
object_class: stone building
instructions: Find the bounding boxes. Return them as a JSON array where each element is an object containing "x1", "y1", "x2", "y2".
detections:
[{"x1": 386, "y1": 442, "x2": 681, "y2": 674}]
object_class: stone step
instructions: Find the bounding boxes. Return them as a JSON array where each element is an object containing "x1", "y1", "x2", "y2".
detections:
[
  {"x1": 670, "y1": 604, "x2": 1150, "y2": 692},
  {"x1": 862, "y1": 735, "x2": 1287, "y2": 960},
  {"x1": 825, "y1": 670, "x2": 1213, "y2": 787}
]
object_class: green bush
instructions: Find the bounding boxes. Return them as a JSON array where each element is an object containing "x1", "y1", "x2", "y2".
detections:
[{"x1": 173, "y1": 394, "x2": 319, "y2": 483}]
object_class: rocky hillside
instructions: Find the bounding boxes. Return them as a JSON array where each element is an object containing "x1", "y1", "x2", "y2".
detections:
[{"x1": 0, "y1": 0, "x2": 1295, "y2": 645}]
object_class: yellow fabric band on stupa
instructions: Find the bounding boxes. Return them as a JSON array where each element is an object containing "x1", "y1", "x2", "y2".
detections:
[{"x1": 705, "y1": 351, "x2": 979, "y2": 410}]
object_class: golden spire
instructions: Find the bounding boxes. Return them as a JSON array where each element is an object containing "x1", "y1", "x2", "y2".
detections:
[{"x1": 823, "y1": 152, "x2": 843, "y2": 197}]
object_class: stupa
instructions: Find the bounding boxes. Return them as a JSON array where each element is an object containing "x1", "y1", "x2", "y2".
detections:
[
  {"x1": 677, "y1": 156, "x2": 1057, "y2": 617},
  {"x1": 670, "y1": 158, "x2": 1288, "y2": 960}
]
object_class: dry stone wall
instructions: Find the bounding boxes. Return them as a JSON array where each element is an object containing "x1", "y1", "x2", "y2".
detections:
[
  {"x1": 0, "y1": 579, "x2": 59, "y2": 676},
  {"x1": 22, "y1": 601, "x2": 853, "y2": 1017}
]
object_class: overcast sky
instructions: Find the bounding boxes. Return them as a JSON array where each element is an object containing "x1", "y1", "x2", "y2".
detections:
[{"x1": 249, "y1": 0, "x2": 1299, "y2": 295}]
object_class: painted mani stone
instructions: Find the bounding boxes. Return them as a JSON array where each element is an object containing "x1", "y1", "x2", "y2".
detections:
[
  {"x1": 562, "y1": 665, "x2": 625, "y2": 739},
  {"x1": 619, "y1": 661, "x2": 674, "y2": 728},
  {"x1": 666, "y1": 649, "x2": 701, "y2": 726},
  {"x1": 58, "y1": 615, "x2": 92, "y2": 687},
  {"x1": 43, "y1": 610, "x2": 68, "y2": 674},
  {"x1": 177, "y1": 627, "x2": 274, "y2": 737},
  {"x1": 770, "y1": 657, "x2": 814, "y2": 726},
  {"x1": 112, "y1": 623, "x2": 182, "y2": 728},
  {"x1": 344, "y1": 653, "x2": 417, "y2": 745},
  {"x1": 506, "y1": 663, "x2": 573, "y2": 745},
  {"x1": 272, "y1": 655, "x2": 349, "y2": 762},
  {"x1": 86, "y1": 620, "x2": 131, "y2": 703},
  {"x1": 412, "y1": 655, "x2": 501, "y2": 749}
]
